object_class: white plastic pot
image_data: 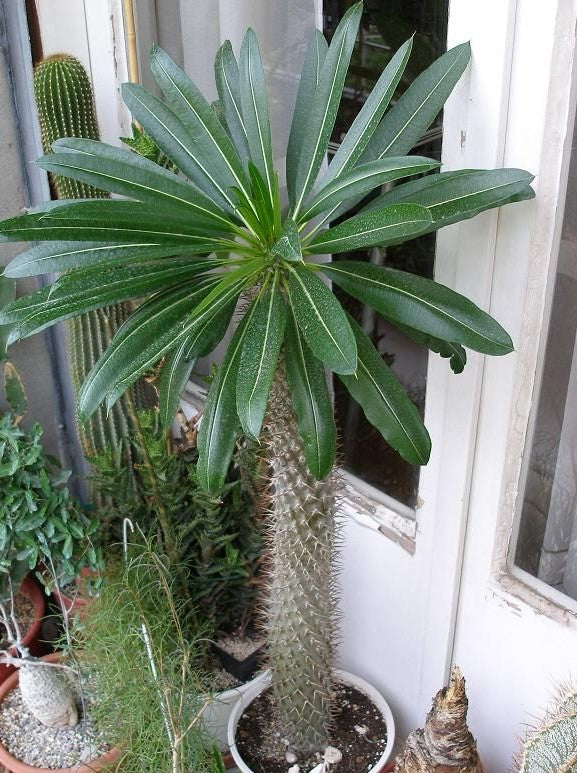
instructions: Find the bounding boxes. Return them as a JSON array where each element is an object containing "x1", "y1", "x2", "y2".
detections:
[
  {"x1": 202, "y1": 670, "x2": 271, "y2": 751},
  {"x1": 227, "y1": 668, "x2": 395, "y2": 772}
]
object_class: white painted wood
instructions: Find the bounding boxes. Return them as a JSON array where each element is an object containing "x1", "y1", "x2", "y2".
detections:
[
  {"x1": 338, "y1": 0, "x2": 525, "y2": 742},
  {"x1": 451, "y1": 1, "x2": 577, "y2": 769}
]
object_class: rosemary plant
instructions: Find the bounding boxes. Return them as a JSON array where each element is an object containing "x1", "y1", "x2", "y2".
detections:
[{"x1": 0, "y1": 2, "x2": 533, "y2": 752}]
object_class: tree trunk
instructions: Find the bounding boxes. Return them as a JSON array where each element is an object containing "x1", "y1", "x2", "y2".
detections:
[{"x1": 262, "y1": 363, "x2": 337, "y2": 753}]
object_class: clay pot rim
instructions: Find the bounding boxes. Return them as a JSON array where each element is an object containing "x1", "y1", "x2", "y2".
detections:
[
  {"x1": 0, "y1": 575, "x2": 47, "y2": 686},
  {"x1": 0, "y1": 652, "x2": 119, "y2": 773}
]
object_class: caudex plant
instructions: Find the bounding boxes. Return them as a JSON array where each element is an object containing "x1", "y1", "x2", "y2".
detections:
[{"x1": 0, "y1": 2, "x2": 534, "y2": 756}]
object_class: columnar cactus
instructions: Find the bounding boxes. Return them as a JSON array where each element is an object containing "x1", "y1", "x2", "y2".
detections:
[
  {"x1": 33, "y1": 55, "x2": 143, "y2": 462},
  {"x1": 517, "y1": 686, "x2": 577, "y2": 772}
]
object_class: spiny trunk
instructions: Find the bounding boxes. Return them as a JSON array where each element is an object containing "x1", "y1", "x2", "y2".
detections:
[
  {"x1": 262, "y1": 363, "x2": 337, "y2": 753},
  {"x1": 19, "y1": 661, "x2": 78, "y2": 728},
  {"x1": 395, "y1": 667, "x2": 484, "y2": 772}
]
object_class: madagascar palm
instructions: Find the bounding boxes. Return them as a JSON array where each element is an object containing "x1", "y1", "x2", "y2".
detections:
[{"x1": 0, "y1": 2, "x2": 533, "y2": 754}]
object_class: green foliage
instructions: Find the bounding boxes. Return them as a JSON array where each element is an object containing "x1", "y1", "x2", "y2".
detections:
[
  {"x1": 517, "y1": 684, "x2": 577, "y2": 772},
  {"x1": 0, "y1": 414, "x2": 103, "y2": 598},
  {"x1": 0, "y1": 276, "x2": 27, "y2": 421},
  {"x1": 76, "y1": 537, "x2": 224, "y2": 773},
  {"x1": 90, "y1": 410, "x2": 263, "y2": 634},
  {"x1": 1, "y1": 10, "x2": 532, "y2": 493},
  {"x1": 121, "y1": 122, "x2": 177, "y2": 171}
]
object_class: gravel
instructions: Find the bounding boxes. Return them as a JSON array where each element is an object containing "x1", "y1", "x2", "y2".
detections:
[{"x1": 0, "y1": 678, "x2": 111, "y2": 768}]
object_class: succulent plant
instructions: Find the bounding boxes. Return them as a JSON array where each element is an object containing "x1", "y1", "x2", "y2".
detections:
[
  {"x1": 517, "y1": 684, "x2": 577, "y2": 772},
  {"x1": 0, "y1": 3, "x2": 533, "y2": 754},
  {"x1": 33, "y1": 54, "x2": 146, "y2": 463}
]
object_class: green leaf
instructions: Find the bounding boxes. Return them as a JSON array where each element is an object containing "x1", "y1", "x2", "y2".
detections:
[
  {"x1": 122, "y1": 82, "x2": 235, "y2": 212},
  {"x1": 307, "y1": 202, "x2": 432, "y2": 254},
  {"x1": 284, "y1": 306, "x2": 336, "y2": 479},
  {"x1": 3, "y1": 241, "x2": 202, "y2": 278},
  {"x1": 339, "y1": 316, "x2": 431, "y2": 465},
  {"x1": 362, "y1": 168, "x2": 535, "y2": 231},
  {"x1": 150, "y1": 46, "x2": 252, "y2": 208},
  {"x1": 0, "y1": 276, "x2": 16, "y2": 360},
  {"x1": 361, "y1": 42, "x2": 471, "y2": 162},
  {"x1": 321, "y1": 260, "x2": 513, "y2": 355},
  {"x1": 286, "y1": 30, "x2": 328, "y2": 207},
  {"x1": 0, "y1": 200, "x2": 240, "y2": 248},
  {"x1": 63, "y1": 534, "x2": 73, "y2": 560},
  {"x1": 293, "y1": 2, "x2": 362, "y2": 216},
  {"x1": 239, "y1": 28, "x2": 275, "y2": 204},
  {"x1": 76, "y1": 277, "x2": 222, "y2": 421},
  {"x1": 197, "y1": 299, "x2": 260, "y2": 493},
  {"x1": 43, "y1": 139, "x2": 237, "y2": 232},
  {"x1": 215, "y1": 40, "x2": 251, "y2": 168},
  {"x1": 158, "y1": 294, "x2": 235, "y2": 429},
  {"x1": 285, "y1": 263, "x2": 356, "y2": 374},
  {"x1": 270, "y1": 218, "x2": 302, "y2": 262},
  {"x1": 237, "y1": 273, "x2": 286, "y2": 439},
  {"x1": 157, "y1": 341, "x2": 196, "y2": 429},
  {"x1": 324, "y1": 37, "x2": 413, "y2": 183},
  {"x1": 300, "y1": 156, "x2": 439, "y2": 223},
  {"x1": 396, "y1": 322, "x2": 467, "y2": 374},
  {"x1": 0, "y1": 258, "x2": 222, "y2": 342}
]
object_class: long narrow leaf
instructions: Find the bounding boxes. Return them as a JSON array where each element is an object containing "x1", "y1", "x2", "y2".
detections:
[
  {"x1": 285, "y1": 263, "x2": 356, "y2": 374},
  {"x1": 237, "y1": 273, "x2": 286, "y2": 439},
  {"x1": 284, "y1": 306, "x2": 336, "y2": 479},
  {"x1": 324, "y1": 37, "x2": 413, "y2": 183},
  {"x1": 122, "y1": 83, "x2": 235, "y2": 211},
  {"x1": 361, "y1": 168, "x2": 535, "y2": 232},
  {"x1": 339, "y1": 315, "x2": 431, "y2": 465},
  {"x1": 286, "y1": 30, "x2": 328, "y2": 207},
  {"x1": 78, "y1": 273, "x2": 241, "y2": 422},
  {"x1": 300, "y1": 156, "x2": 439, "y2": 223},
  {"x1": 197, "y1": 299, "x2": 260, "y2": 493},
  {"x1": 239, "y1": 29, "x2": 275, "y2": 203},
  {"x1": 361, "y1": 42, "x2": 471, "y2": 161},
  {"x1": 293, "y1": 2, "x2": 362, "y2": 216},
  {"x1": 0, "y1": 200, "x2": 239, "y2": 249},
  {"x1": 0, "y1": 259, "x2": 222, "y2": 342},
  {"x1": 215, "y1": 41, "x2": 251, "y2": 168},
  {"x1": 150, "y1": 46, "x2": 252, "y2": 206},
  {"x1": 3, "y1": 242, "x2": 201, "y2": 278},
  {"x1": 41, "y1": 138, "x2": 237, "y2": 232},
  {"x1": 321, "y1": 260, "x2": 513, "y2": 355},
  {"x1": 158, "y1": 341, "x2": 197, "y2": 429},
  {"x1": 307, "y1": 202, "x2": 432, "y2": 254}
]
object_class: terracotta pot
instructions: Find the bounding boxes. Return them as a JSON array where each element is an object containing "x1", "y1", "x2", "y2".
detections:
[
  {"x1": 0, "y1": 653, "x2": 119, "y2": 773},
  {"x1": 228, "y1": 669, "x2": 396, "y2": 773},
  {"x1": 0, "y1": 576, "x2": 47, "y2": 685},
  {"x1": 381, "y1": 763, "x2": 395, "y2": 772}
]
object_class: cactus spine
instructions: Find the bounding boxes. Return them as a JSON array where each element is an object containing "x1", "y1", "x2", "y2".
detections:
[
  {"x1": 33, "y1": 55, "x2": 142, "y2": 463},
  {"x1": 263, "y1": 363, "x2": 338, "y2": 751},
  {"x1": 517, "y1": 685, "x2": 577, "y2": 772}
]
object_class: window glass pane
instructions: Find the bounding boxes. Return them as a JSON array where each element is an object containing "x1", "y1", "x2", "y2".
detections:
[
  {"x1": 324, "y1": 0, "x2": 449, "y2": 508},
  {"x1": 514, "y1": 109, "x2": 577, "y2": 602}
]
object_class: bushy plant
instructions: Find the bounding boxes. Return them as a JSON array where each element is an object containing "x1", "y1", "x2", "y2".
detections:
[
  {"x1": 77, "y1": 535, "x2": 223, "y2": 773},
  {"x1": 0, "y1": 414, "x2": 103, "y2": 598},
  {"x1": 90, "y1": 409, "x2": 263, "y2": 633},
  {"x1": 0, "y1": 1, "x2": 533, "y2": 753}
]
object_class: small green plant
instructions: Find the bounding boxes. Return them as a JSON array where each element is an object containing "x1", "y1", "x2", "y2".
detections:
[
  {"x1": 77, "y1": 533, "x2": 222, "y2": 773},
  {"x1": 90, "y1": 409, "x2": 263, "y2": 634},
  {"x1": 0, "y1": 414, "x2": 103, "y2": 599},
  {"x1": 0, "y1": 276, "x2": 26, "y2": 420},
  {"x1": 516, "y1": 684, "x2": 577, "y2": 772}
]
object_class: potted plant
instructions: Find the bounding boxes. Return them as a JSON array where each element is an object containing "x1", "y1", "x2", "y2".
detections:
[
  {"x1": 0, "y1": 415, "x2": 103, "y2": 683},
  {"x1": 0, "y1": 3, "x2": 534, "y2": 769}
]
